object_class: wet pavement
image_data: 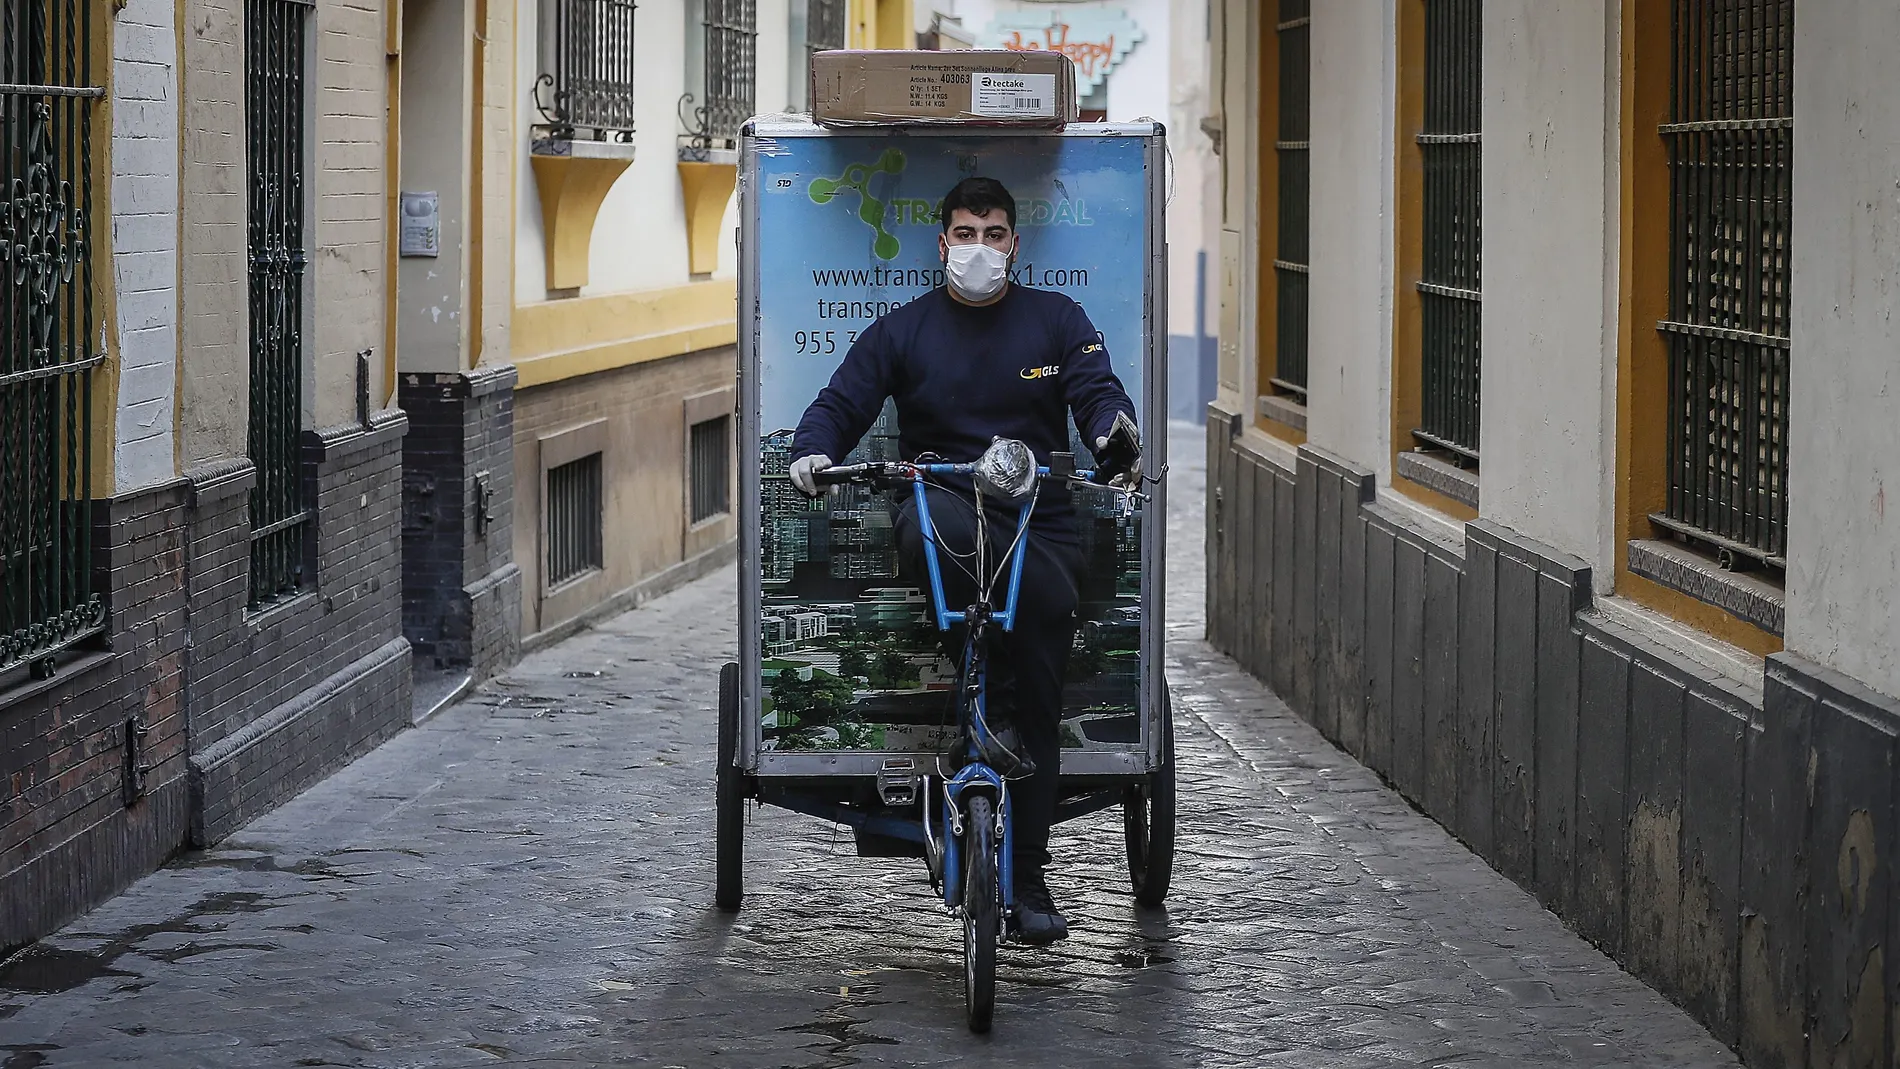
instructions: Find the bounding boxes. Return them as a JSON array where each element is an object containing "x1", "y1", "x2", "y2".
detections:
[{"x1": 0, "y1": 424, "x2": 1741, "y2": 1068}]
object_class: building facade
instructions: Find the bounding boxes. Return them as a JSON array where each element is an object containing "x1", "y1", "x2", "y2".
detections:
[
  {"x1": 4, "y1": 0, "x2": 411, "y2": 949},
  {"x1": 1204, "y1": 2, "x2": 1900, "y2": 1065}
]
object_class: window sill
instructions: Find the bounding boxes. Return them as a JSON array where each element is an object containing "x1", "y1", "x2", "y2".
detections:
[
  {"x1": 1395, "y1": 449, "x2": 1479, "y2": 510},
  {"x1": 530, "y1": 135, "x2": 637, "y2": 161},
  {"x1": 1586, "y1": 594, "x2": 1766, "y2": 707},
  {"x1": 1627, "y1": 538, "x2": 1784, "y2": 637},
  {"x1": 245, "y1": 589, "x2": 319, "y2": 628},
  {"x1": 1256, "y1": 393, "x2": 1308, "y2": 433},
  {"x1": 0, "y1": 649, "x2": 115, "y2": 714}
]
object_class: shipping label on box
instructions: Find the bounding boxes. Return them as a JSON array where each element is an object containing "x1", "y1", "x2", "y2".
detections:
[{"x1": 972, "y1": 73, "x2": 1058, "y2": 118}]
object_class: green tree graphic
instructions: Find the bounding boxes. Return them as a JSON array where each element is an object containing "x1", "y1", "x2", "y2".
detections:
[{"x1": 809, "y1": 149, "x2": 906, "y2": 260}]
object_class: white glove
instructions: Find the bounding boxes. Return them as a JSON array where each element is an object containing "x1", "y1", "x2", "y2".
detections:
[{"x1": 789, "y1": 453, "x2": 833, "y2": 497}]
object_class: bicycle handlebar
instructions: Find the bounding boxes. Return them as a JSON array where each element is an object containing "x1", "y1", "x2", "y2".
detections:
[{"x1": 810, "y1": 459, "x2": 1146, "y2": 500}]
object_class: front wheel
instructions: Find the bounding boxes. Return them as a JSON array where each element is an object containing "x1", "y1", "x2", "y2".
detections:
[
  {"x1": 1124, "y1": 689, "x2": 1176, "y2": 907},
  {"x1": 715, "y1": 662, "x2": 744, "y2": 912},
  {"x1": 961, "y1": 793, "x2": 999, "y2": 1034}
]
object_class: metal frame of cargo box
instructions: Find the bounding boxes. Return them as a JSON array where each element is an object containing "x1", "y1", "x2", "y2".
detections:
[{"x1": 735, "y1": 117, "x2": 1169, "y2": 781}]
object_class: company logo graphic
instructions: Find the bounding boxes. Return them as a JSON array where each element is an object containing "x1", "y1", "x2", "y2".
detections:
[
  {"x1": 1019, "y1": 365, "x2": 1062, "y2": 380},
  {"x1": 810, "y1": 150, "x2": 907, "y2": 260},
  {"x1": 1080, "y1": 342, "x2": 1103, "y2": 354}
]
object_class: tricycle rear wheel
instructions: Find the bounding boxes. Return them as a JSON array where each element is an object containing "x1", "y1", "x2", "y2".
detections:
[
  {"x1": 715, "y1": 661, "x2": 744, "y2": 912},
  {"x1": 1123, "y1": 689, "x2": 1175, "y2": 907}
]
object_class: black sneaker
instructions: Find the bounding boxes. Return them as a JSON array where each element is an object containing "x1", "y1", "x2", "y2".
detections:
[
  {"x1": 977, "y1": 723, "x2": 1037, "y2": 778},
  {"x1": 1010, "y1": 871, "x2": 1069, "y2": 945}
]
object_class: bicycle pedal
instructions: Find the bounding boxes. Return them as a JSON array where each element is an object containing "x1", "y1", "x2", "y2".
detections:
[{"x1": 876, "y1": 757, "x2": 920, "y2": 806}]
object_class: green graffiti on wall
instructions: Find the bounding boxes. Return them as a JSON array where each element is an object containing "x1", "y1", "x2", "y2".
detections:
[{"x1": 809, "y1": 149, "x2": 907, "y2": 260}]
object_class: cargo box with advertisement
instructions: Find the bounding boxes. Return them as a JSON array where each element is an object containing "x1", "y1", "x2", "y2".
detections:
[{"x1": 733, "y1": 119, "x2": 1167, "y2": 781}]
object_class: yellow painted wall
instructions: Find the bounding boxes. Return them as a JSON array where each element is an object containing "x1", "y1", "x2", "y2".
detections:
[
  {"x1": 512, "y1": 280, "x2": 739, "y2": 387},
  {"x1": 849, "y1": 0, "x2": 914, "y2": 50}
]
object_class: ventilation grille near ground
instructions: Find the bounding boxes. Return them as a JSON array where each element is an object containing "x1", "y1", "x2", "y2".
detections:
[
  {"x1": 546, "y1": 453, "x2": 604, "y2": 586},
  {"x1": 690, "y1": 416, "x2": 731, "y2": 524}
]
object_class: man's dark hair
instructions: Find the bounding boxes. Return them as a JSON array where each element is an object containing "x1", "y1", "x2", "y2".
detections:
[{"x1": 939, "y1": 177, "x2": 1016, "y2": 232}]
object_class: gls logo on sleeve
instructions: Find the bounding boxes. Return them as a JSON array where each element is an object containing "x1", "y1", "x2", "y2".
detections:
[{"x1": 1019, "y1": 365, "x2": 1062, "y2": 380}]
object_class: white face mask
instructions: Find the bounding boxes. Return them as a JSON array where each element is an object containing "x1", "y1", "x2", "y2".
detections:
[{"x1": 944, "y1": 242, "x2": 1010, "y2": 303}]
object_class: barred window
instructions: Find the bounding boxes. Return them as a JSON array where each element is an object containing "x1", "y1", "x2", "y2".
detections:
[
  {"x1": 534, "y1": 0, "x2": 638, "y2": 141},
  {"x1": 246, "y1": 0, "x2": 314, "y2": 605},
  {"x1": 805, "y1": 0, "x2": 845, "y2": 57},
  {"x1": 547, "y1": 453, "x2": 604, "y2": 586},
  {"x1": 690, "y1": 415, "x2": 731, "y2": 524},
  {"x1": 1414, "y1": 0, "x2": 1482, "y2": 464},
  {"x1": 1270, "y1": 0, "x2": 1311, "y2": 401},
  {"x1": 1655, "y1": 0, "x2": 1792, "y2": 570},
  {"x1": 785, "y1": 0, "x2": 841, "y2": 114},
  {"x1": 1, "y1": 0, "x2": 107, "y2": 676},
  {"x1": 681, "y1": 0, "x2": 757, "y2": 157}
]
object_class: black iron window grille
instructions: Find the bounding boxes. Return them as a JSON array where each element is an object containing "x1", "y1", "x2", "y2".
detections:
[
  {"x1": 1272, "y1": 0, "x2": 1311, "y2": 400},
  {"x1": 806, "y1": 0, "x2": 845, "y2": 58},
  {"x1": 1415, "y1": 0, "x2": 1482, "y2": 463},
  {"x1": 246, "y1": 0, "x2": 313, "y2": 606},
  {"x1": 547, "y1": 452, "x2": 604, "y2": 586},
  {"x1": 690, "y1": 415, "x2": 731, "y2": 524},
  {"x1": 1, "y1": 0, "x2": 106, "y2": 678},
  {"x1": 534, "y1": 0, "x2": 638, "y2": 142},
  {"x1": 680, "y1": 0, "x2": 756, "y2": 159},
  {"x1": 1656, "y1": 0, "x2": 1792, "y2": 571}
]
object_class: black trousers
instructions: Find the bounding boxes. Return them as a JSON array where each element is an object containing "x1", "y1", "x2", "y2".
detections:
[{"x1": 894, "y1": 486, "x2": 1081, "y2": 874}]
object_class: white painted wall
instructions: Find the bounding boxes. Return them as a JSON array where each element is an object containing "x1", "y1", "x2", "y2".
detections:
[
  {"x1": 310, "y1": 0, "x2": 392, "y2": 427},
  {"x1": 514, "y1": 0, "x2": 791, "y2": 300},
  {"x1": 1786, "y1": 2, "x2": 1900, "y2": 701},
  {"x1": 1478, "y1": 0, "x2": 1616, "y2": 585},
  {"x1": 1303, "y1": 0, "x2": 1395, "y2": 478},
  {"x1": 399, "y1": 0, "x2": 474, "y2": 375},
  {"x1": 111, "y1": 0, "x2": 180, "y2": 492},
  {"x1": 1166, "y1": 0, "x2": 1217, "y2": 420}
]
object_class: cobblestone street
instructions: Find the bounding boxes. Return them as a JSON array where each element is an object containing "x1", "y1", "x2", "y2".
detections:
[{"x1": 0, "y1": 426, "x2": 1739, "y2": 1068}]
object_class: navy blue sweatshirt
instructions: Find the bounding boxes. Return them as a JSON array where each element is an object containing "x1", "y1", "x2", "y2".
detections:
[{"x1": 791, "y1": 284, "x2": 1137, "y2": 537}]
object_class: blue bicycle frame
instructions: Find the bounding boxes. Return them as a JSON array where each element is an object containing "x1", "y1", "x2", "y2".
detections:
[
  {"x1": 906, "y1": 461, "x2": 1094, "y2": 919},
  {"x1": 815, "y1": 456, "x2": 1115, "y2": 923}
]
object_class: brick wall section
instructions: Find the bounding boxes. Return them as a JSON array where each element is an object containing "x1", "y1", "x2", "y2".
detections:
[
  {"x1": 511, "y1": 348, "x2": 736, "y2": 636},
  {"x1": 1205, "y1": 421, "x2": 1900, "y2": 1064},
  {"x1": 111, "y1": 0, "x2": 180, "y2": 491},
  {"x1": 0, "y1": 484, "x2": 191, "y2": 953},
  {"x1": 400, "y1": 365, "x2": 521, "y2": 677},
  {"x1": 184, "y1": 412, "x2": 414, "y2": 845}
]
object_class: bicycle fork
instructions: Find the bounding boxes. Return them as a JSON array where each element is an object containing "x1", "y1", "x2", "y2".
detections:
[{"x1": 937, "y1": 767, "x2": 1012, "y2": 917}]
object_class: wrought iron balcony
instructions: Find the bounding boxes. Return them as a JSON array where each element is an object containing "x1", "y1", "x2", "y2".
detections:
[
  {"x1": 535, "y1": 0, "x2": 639, "y2": 143},
  {"x1": 679, "y1": 0, "x2": 756, "y2": 160}
]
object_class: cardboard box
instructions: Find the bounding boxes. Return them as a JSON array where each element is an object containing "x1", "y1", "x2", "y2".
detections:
[{"x1": 810, "y1": 50, "x2": 1078, "y2": 128}]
